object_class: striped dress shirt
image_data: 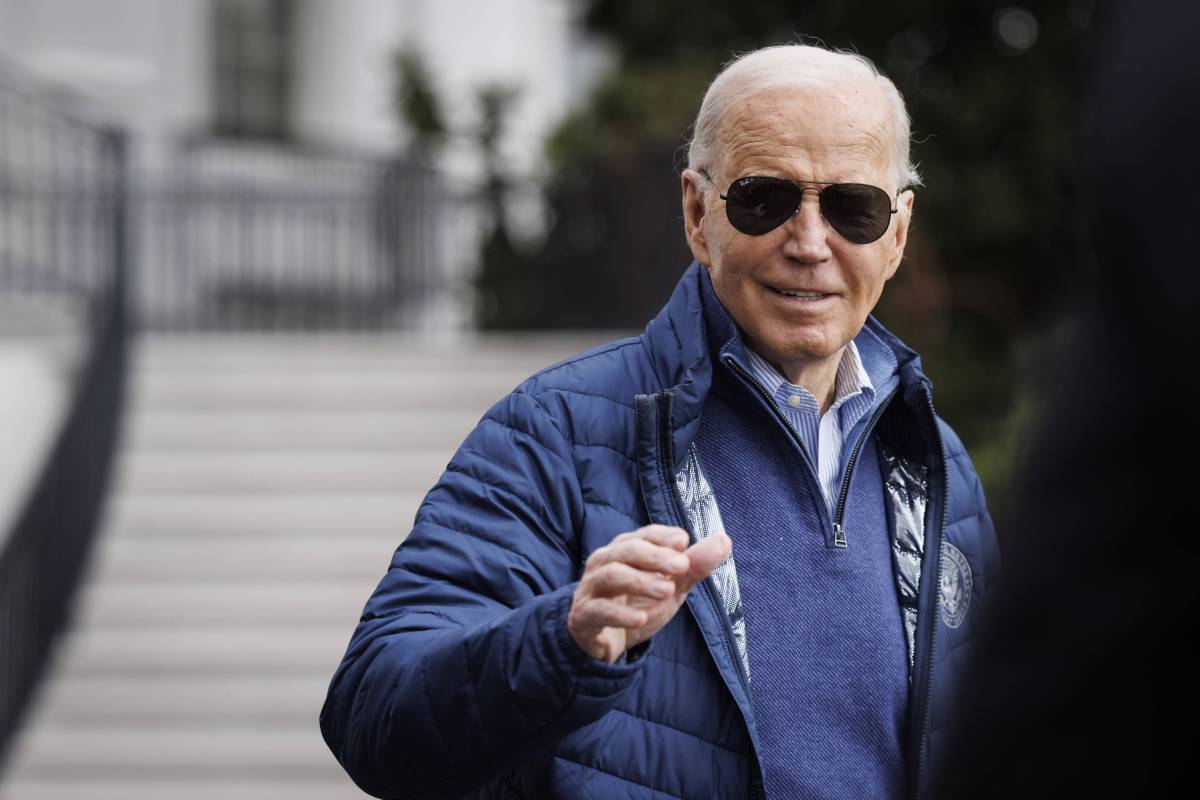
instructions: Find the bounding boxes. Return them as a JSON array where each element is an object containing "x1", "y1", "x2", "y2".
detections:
[{"x1": 741, "y1": 341, "x2": 876, "y2": 517}]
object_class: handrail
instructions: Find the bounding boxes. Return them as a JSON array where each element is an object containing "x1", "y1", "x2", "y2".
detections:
[
  {"x1": 136, "y1": 137, "x2": 445, "y2": 331},
  {"x1": 0, "y1": 65, "x2": 129, "y2": 771}
]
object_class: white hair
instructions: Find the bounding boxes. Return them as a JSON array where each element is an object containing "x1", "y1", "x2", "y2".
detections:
[{"x1": 686, "y1": 43, "x2": 922, "y2": 191}]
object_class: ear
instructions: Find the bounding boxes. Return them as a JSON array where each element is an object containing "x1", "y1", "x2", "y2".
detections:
[
  {"x1": 884, "y1": 189, "x2": 915, "y2": 280},
  {"x1": 681, "y1": 169, "x2": 712, "y2": 267}
]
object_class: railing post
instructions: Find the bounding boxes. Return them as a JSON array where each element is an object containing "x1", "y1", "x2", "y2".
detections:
[{"x1": 107, "y1": 126, "x2": 129, "y2": 335}]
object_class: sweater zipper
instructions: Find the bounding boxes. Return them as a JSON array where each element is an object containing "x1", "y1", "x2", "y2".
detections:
[
  {"x1": 723, "y1": 355, "x2": 895, "y2": 548},
  {"x1": 831, "y1": 391, "x2": 897, "y2": 546},
  {"x1": 653, "y1": 392, "x2": 760, "y2": 799},
  {"x1": 911, "y1": 386, "x2": 949, "y2": 799}
]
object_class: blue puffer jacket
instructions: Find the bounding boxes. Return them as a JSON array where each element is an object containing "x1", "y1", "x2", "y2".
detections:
[{"x1": 321, "y1": 261, "x2": 1000, "y2": 800}]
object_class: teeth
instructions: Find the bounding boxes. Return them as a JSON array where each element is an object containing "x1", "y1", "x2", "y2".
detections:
[{"x1": 773, "y1": 287, "x2": 824, "y2": 298}]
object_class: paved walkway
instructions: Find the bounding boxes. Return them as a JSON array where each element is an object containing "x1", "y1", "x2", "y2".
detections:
[{"x1": 0, "y1": 331, "x2": 612, "y2": 800}]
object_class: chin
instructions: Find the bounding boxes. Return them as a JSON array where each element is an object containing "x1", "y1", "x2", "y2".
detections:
[{"x1": 761, "y1": 329, "x2": 838, "y2": 363}]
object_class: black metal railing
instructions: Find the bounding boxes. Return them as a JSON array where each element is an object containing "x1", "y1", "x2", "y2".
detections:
[
  {"x1": 0, "y1": 64, "x2": 128, "y2": 769},
  {"x1": 136, "y1": 136, "x2": 445, "y2": 331},
  {"x1": 0, "y1": 54, "x2": 451, "y2": 765}
]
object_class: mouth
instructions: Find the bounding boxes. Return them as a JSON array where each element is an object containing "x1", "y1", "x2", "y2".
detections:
[{"x1": 766, "y1": 284, "x2": 833, "y2": 301}]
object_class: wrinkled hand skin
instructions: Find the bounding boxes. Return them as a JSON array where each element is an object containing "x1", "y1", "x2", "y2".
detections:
[{"x1": 567, "y1": 524, "x2": 732, "y2": 663}]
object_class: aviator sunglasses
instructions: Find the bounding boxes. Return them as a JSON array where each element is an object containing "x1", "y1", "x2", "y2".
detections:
[{"x1": 701, "y1": 170, "x2": 900, "y2": 244}]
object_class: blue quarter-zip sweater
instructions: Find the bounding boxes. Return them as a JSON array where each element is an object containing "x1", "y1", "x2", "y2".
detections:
[
  {"x1": 320, "y1": 261, "x2": 1001, "y2": 800},
  {"x1": 695, "y1": 269, "x2": 910, "y2": 798},
  {"x1": 697, "y1": 408, "x2": 909, "y2": 797}
]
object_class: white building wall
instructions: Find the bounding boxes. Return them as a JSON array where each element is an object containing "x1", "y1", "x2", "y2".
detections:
[
  {"x1": 0, "y1": 0, "x2": 611, "y2": 330},
  {"x1": 0, "y1": 0, "x2": 210, "y2": 168},
  {"x1": 292, "y1": 0, "x2": 406, "y2": 152},
  {"x1": 0, "y1": 0, "x2": 607, "y2": 180}
]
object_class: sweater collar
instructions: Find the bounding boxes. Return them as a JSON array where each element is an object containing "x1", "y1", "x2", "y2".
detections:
[{"x1": 639, "y1": 261, "x2": 931, "y2": 464}]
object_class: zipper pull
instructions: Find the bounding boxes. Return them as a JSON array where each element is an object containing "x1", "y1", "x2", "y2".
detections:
[{"x1": 833, "y1": 522, "x2": 848, "y2": 548}]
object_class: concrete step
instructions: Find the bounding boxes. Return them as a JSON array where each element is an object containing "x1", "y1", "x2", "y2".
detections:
[
  {"x1": 88, "y1": 536, "x2": 399, "y2": 582},
  {"x1": 0, "y1": 779, "x2": 369, "y2": 800},
  {"x1": 3, "y1": 725, "x2": 343, "y2": 777},
  {"x1": 76, "y1": 580, "x2": 375, "y2": 627},
  {"x1": 57, "y1": 627, "x2": 352, "y2": 676},
  {"x1": 131, "y1": 331, "x2": 615, "y2": 370},
  {"x1": 113, "y1": 449, "x2": 452, "y2": 494},
  {"x1": 127, "y1": 369, "x2": 523, "y2": 412},
  {"x1": 124, "y1": 409, "x2": 480, "y2": 450},
  {"x1": 0, "y1": 333, "x2": 618, "y2": 800},
  {"x1": 104, "y1": 492, "x2": 423, "y2": 537},
  {"x1": 35, "y1": 675, "x2": 331, "y2": 723}
]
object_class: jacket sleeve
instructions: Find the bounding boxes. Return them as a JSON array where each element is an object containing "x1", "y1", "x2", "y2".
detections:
[{"x1": 320, "y1": 388, "x2": 648, "y2": 799}]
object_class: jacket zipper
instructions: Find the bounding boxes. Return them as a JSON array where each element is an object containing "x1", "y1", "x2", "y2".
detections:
[
  {"x1": 653, "y1": 392, "x2": 761, "y2": 799},
  {"x1": 911, "y1": 386, "x2": 949, "y2": 799},
  {"x1": 723, "y1": 355, "x2": 895, "y2": 548},
  {"x1": 655, "y1": 393, "x2": 752, "y2": 703}
]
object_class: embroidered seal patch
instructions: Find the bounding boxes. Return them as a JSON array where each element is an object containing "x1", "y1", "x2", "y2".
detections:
[{"x1": 939, "y1": 542, "x2": 972, "y2": 628}]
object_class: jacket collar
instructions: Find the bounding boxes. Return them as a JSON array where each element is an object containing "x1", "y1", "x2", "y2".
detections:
[{"x1": 640, "y1": 261, "x2": 935, "y2": 465}]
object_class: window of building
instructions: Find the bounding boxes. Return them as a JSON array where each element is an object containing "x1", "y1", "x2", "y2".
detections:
[{"x1": 212, "y1": 0, "x2": 294, "y2": 140}]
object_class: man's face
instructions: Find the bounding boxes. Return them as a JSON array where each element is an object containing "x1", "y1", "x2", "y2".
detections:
[{"x1": 682, "y1": 86, "x2": 914, "y2": 380}]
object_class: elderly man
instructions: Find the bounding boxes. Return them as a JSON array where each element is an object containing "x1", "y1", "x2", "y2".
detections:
[{"x1": 322, "y1": 43, "x2": 998, "y2": 800}]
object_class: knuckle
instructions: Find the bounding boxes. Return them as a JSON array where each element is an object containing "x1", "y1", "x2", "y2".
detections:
[
  {"x1": 634, "y1": 539, "x2": 662, "y2": 559},
  {"x1": 600, "y1": 563, "x2": 629, "y2": 583},
  {"x1": 593, "y1": 564, "x2": 622, "y2": 588}
]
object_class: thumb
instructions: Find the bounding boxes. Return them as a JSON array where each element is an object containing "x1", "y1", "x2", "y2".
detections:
[{"x1": 678, "y1": 533, "x2": 731, "y2": 592}]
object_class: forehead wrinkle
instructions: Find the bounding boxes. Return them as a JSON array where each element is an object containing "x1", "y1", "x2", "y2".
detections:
[{"x1": 714, "y1": 87, "x2": 896, "y2": 186}]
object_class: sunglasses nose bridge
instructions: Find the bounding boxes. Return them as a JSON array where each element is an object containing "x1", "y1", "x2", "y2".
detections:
[
  {"x1": 792, "y1": 183, "x2": 822, "y2": 205},
  {"x1": 779, "y1": 185, "x2": 834, "y2": 253},
  {"x1": 765, "y1": 183, "x2": 818, "y2": 229},
  {"x1": 785, "y1": 184, "x2": 826, "y2": 226}
]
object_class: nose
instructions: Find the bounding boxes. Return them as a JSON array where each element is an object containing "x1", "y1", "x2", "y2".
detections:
[{"x1": 780, "y1": 188, "x2": 832, "y2": 262}]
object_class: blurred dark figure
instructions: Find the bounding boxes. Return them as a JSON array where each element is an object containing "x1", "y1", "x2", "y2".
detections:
[{"x1": 933, "y1": 2, "x2": 1200, "y2": 796}]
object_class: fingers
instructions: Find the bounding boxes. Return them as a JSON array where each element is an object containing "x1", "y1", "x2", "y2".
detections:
[
  {"x1": 569, "y1": 527, "x2": 690, "y2": 662},
  {"x1": 568, "y1": 528, "x2": 733, "y2": 662},
  {"x1": 632, "y1": 525, "x2": 690, "y2": 550},
  {"x1": 570, "y1": 597, "x2": 648, "y2": 630},
  {"x1": 586, "y1": 562, "x2": 675, "y2": 600},
  {"x1": 586, "y1": 526, "x2": 691, "y2": 576},
  {"x1": 677, "y1": 533, "x2": 732, "y2": 593},
  {"x1": 577, "y1": 525, "x2": 732, "y2": 606}
]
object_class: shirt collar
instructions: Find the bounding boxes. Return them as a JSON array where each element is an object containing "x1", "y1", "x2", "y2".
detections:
[{"x1": 742, "y1": 339, "x2": 877, "y2": 417}]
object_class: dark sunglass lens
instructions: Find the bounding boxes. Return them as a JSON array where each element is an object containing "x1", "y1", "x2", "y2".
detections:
[
  {"x1": 821, "y1": 183, "x2": 893, "y2": 244},
  {"x1": 726, "y1": 177, "x2": 802, "y2": 235}
]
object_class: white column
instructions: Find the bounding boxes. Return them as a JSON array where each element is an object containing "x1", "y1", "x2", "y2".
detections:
[{"x1": 292, "y1": 0, "x2": 406, "y2": 153}]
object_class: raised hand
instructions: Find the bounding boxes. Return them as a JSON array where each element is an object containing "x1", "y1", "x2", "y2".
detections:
[{"x1": 567, "y1": 524, "x2": 732, "y2": 663}]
